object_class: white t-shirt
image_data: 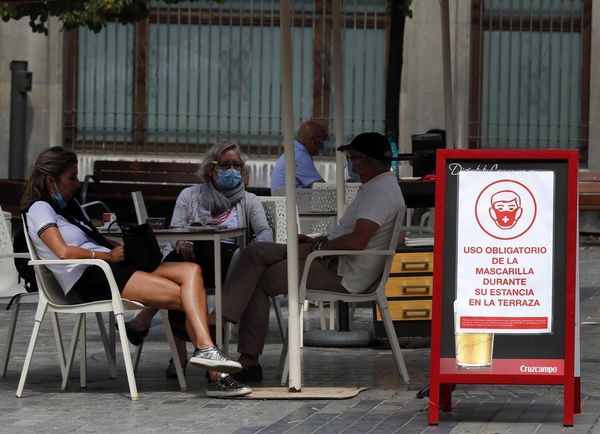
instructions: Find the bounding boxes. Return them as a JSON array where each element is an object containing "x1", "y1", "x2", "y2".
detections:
[
  {"x1": 328, "y1": 172, "x2": 405, "y2": 293},
  {"x1": 26, "y1": 201, "x2": 110, "y2": 294}
]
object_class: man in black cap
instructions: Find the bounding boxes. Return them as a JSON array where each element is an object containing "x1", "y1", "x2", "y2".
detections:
[{"x1": 215, "y1": 132, "x2": 405, "y2": 382}]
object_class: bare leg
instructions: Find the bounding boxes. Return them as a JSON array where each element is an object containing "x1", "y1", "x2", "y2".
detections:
[{"x1": 121, "y1": 262, "x2": 213, "y2": 350}]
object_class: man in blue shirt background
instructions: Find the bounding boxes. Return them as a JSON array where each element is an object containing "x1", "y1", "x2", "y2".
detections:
[{"x1": 270, "y1": 120, "x2": 330, "y2": 193}]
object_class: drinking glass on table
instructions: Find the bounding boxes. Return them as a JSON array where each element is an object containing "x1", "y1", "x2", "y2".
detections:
[{"x1": 194, "y1": 201, "x2": 212, "y2": 226}]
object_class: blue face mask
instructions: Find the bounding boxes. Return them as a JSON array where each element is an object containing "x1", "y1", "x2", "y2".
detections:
[
  {"x1": 217, "y1": 168, "x2": 242, "y2": 190},
  {"x1": 51, "y1": 181, "x2": 68, "y2": 209},
  {"x1": 346, "y1": 160, "x2": 361, "y2": 182},
  {"x1": 318, "y1": 138, "x2": 331, "y2": 156}
]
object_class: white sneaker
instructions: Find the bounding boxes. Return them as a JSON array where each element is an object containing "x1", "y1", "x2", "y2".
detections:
[{"x1": 189, "y1": 346, "x2": 242, "y2": 373}]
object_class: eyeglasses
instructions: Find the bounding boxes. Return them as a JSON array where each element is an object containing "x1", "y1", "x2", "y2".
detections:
[
  {"x1": 212, "y1": 160, "x2": 244, "y2": 171},
  {"x1": 345, "y1": 153, "x2": 366, "y2": 162}
]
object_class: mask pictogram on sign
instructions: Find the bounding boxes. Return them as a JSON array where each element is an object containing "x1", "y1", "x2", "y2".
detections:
[{"x1": 489, "y1": 190, "x2": 523, "y2": 230}]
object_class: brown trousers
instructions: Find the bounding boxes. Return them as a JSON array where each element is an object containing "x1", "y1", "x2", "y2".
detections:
[{"x1": 222, "y1": 241, "x2": 346, "y2": 356}]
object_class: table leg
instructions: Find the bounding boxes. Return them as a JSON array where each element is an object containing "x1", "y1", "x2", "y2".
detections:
[{"x1": 214, "y1": 238, "x2": 222, "y2": 349}]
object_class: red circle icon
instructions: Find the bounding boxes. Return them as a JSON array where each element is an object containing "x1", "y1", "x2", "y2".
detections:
[{"x1": 474, "y1": 179, "x2": 537, "y2": 240}]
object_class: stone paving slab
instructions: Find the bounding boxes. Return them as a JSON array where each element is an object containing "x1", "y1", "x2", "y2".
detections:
[{"x1": 1, "y1": 243, "x2": 600, "y2": 433}]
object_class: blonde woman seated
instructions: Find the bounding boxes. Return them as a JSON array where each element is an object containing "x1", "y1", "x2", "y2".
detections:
[
  {"x1": 21, "y1": 147, "x2": 245, "y2": 397},
  {"x1": 126, "y1": 142, "x2": 272, "y2": 395}
]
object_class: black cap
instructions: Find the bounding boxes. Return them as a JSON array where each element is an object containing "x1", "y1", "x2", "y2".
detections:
[{"x1": 337, "y1": 132, "x2": 394, "y2": 161}]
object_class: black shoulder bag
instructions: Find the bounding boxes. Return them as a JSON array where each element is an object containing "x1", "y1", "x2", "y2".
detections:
[
  {"x1": 58, "y1": 201, "x2": 162, "y2": 273},
  {"x1": 120, "y1": 223, "x2": 163, "y2": 272}
]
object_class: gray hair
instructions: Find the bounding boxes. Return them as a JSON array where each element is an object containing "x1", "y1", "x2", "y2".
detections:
[{"x1": 198, "y1": 142, "x2": 244, "y2": 182}]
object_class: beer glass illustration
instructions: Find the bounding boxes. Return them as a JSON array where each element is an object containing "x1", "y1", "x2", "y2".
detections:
[
  {"x1": 455, "y1": 332, "x2": 494, "y2": 367},
  {"x1": 454, "y1": 302, "x2": 494, "y2": 367}
]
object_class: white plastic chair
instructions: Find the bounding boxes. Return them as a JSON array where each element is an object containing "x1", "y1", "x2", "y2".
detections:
[
  {"x1": 130, "y1": 191, "x2": 153, "y2": 370},
  {"x1": 0, "y1": 208, "x2": 47, "y2": 378},
  {"x1": 260, "y1": 195, "x2": 333, "y2": 330},
  {"x1": 280, "y1": 208, "x2": 411, "y2": 385},
  {"x1": 258, "y1": 196, "x2": 296, "y2": 332},
  {"x1": 131, "y1": 191, "x2": 148, "y2": 225},
  {"x1": 17, "y1": 216, "x2": 187, "y2": 400},
  {"x1": 258, "y1": 196, "x2": 338, "y2": 379},
  {"x1": 313, "y1": 182, "x2": 362, "y2": 205}
]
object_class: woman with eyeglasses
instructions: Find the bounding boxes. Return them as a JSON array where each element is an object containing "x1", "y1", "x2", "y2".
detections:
[{"x1": 127, "y1": 142, "x2": 272, "y2": 397}]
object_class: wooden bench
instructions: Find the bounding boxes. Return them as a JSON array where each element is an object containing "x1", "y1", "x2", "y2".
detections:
[
  {"x1": 81, "y1": 161, "x2": 201, "y2": 205},
  {"x1": 80, "y1": 160, "x2": 271, "y2": 222},
  {"x1": 579, "y1": 172, "x2": 600, "y2": 211}
]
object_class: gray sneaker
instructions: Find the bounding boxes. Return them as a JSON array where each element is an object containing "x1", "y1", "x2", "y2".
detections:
[
  {"x1": 207, "y1": 375, "x2": 252, "y2": 398},
  {"x1": 189, "y1": 347, "x2": 242, "y2": 373}
]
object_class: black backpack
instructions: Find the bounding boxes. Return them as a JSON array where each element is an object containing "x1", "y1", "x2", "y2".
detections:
[{"x1": 13, "y1": 224, "x2": 38, "y2": 293}]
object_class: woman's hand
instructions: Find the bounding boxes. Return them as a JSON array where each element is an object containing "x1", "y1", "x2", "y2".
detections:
[
  {"x1": 176, "y1": 240, "x2": 195, "y2": 261},
  {"x1": 108, "y1": 246, "x2": 125, "y2": 263}
]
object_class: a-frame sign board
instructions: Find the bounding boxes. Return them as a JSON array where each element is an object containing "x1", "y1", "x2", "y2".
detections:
[{"x1": 428, "y1": 149, "x2": 579, "y2": 427}]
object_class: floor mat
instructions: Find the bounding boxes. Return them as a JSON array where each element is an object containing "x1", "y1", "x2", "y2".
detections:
[{"x1": 245, "y1": 386, "x2": 368, "y2": 400}]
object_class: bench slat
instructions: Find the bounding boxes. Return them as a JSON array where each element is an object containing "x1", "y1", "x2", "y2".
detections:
[
  {"x1": 579, "y1": 172, "x2": 600, "y2": 182},
  {"x1": 87, "y1": 183, "x2": 187, "y2": 196},
  {"x1": 94, "y1": 161, "x2": 199, "y2": 173},
  {"x1": 93, "y1": 171, "x2": 199, "y2": 184},
  {"x1": 579, "y1": 184, "x2": 600, "y2": 194},
  {"x1": 86, "y1": 160, "x2": 202, "y2": 205},
  {"x1": 578, "y1": 171, "x2": 600, "y2": 211},
  {"x1": 82, "y1": 160, "x2": 206, "y2": 207}
]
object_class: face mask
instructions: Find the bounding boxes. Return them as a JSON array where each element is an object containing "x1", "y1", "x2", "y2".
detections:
[
  {"x1": 51, "y1": 180, "x2": 68, "y2": 209},
  {"x1": 490, "y1": 206, "x2": 522, "y2": 229},
  {"x1": 318, "y1": 138, "x2": 331, "y2": 156},
  {"x1": 346, "y1": 160, "x2": 361, "y2": 182},
  {"x1": 217, "y1": 168, "x2": 242, "y2": 190}
]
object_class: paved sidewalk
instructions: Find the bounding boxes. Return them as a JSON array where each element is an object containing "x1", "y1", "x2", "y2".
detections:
[{"x1": 1, "y1": 243, "x2": 600, "y2": 433}]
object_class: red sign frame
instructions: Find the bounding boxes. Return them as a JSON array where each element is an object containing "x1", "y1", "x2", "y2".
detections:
[{"x1": 428, "y1": 149, "x2": 579, "y2": 427}]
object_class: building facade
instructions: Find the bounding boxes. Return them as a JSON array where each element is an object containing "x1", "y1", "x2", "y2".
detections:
[{"x1": 0, "y1": 0, "x2": 597, "y2": 184}]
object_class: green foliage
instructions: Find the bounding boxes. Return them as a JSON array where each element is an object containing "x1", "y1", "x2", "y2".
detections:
[
  {"x1": 400, "y1": 0, "x2": 413, "y2": 19},
  {"x1": 0, "y1": 0, "x2": 224, "y2": 34}
]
